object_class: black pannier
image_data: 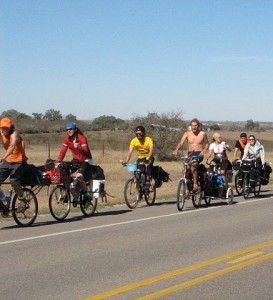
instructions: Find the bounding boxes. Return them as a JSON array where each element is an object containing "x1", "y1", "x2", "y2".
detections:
[
  {"x1": 241, "y1": 160, "x2": 254, "y2": 171},
  {"x1": 89, "y1": 165, "x2": 105, "y2": 180},
  {"x1": 151, "y1": 166, "x2": 170, "y2": 188},
  {"x1": 21, "y1": 164, "x2": 51, "y2": 186},
  {"x1": 259, "y1": 162, "x2": 272, "y2": 185}
]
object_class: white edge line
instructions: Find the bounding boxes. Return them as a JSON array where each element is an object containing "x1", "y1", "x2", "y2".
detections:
[{"x1": 0, "y1": 196, "x2": 272, "y2": 246}]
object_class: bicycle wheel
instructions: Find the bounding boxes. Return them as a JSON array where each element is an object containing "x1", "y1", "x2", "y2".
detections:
[
  {"x1": 253, "y1": 178, "x2": 261, "y2": 197},
  {"x1": 192, "y1": 187, "x2": 202, "y2": 208},
  {"x1": 12, "y1": 187, "x2": 38, "y2": 227},
  {"x1": 80, "y1": 193, "x2": 98, "y2": 217},
  {"x1": 124, "y1": 177, "x2": 140, "y2": 209},
  {"x1": 242, "y1": 174, "x2": 250, "y2": 199},
  {"x1": 177, "y1": 179, "x2": 187, "y2": 211},
  {"x1": 234, "y1": 171, "x2": 243, "y2": 195},
  {"x1": 226, "y1": 187, "x2": 234, "y2": 205},
  {"x1": 204, "y1": 197, "x2": 212, "y2": 205},
  {"x1": 49, "y1": 185, "x2": 71, "y2": 221},
  {"x1": 144, "y1": 182, "x2": 156, "y2": 206}
]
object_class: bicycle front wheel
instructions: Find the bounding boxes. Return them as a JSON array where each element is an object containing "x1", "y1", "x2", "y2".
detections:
[
  {"x1": 124, "y1": 178, "x2": 140, "y2": 209},
  {"x1": 144, "y1": 183, "x2": 156, "y2": 206},
  {"x1": 12, "y1": 187, "x2": 38, "y2": 227},
  {"x1": 253, "y1": 180, "x2": 261, "y2": 197},
  {"x1": 177, "y1": 179, "x2": 187, "y2": 211},
  {"x1": 80, "y1": 194, "x2": 98, "y2": 217},
  {"x1": 234, "y1": 171, "x2": 243, "y2": 196},
  {"x1": 49, "y1": 185, "x2": 71, "y2": 221},
  {"x1": 242, "y1": 174, "x2": 250, "y2": 199},
  {"x1": 192, "y1": 187, "x2": 202, "y2": 208}
]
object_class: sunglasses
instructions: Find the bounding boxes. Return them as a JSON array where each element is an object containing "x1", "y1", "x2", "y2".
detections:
[
  {"x1": 66, "y1": 128, "x2": 74, "y2": 131},
  {"x1": 249, "y1": 138, "x2": 255, "y2": 141}
]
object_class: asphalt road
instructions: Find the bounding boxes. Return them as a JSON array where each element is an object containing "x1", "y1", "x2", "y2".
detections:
[{"x1": 0, "y1": 187, "x2": 273, "y2": 300}]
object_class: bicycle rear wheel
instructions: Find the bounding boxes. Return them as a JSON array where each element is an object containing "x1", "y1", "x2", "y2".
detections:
[
  {"x1": 226, "y1": 187, "x2": 234, "y2": 204},
  {"x1": 177, "y1": 179, "x2": 187, "y2": 211},
  {"x1": 80, "y1": 193, "x2": 98, "y2": 217},
  {"x1": 144, "y1": 183, "x2": 156, "y2": 206},
  {"x1": 49, "y1": 185, "x2": 71, "y2": 221},
  {"x1": 124, "y1": 178, "x2": 140, "y2": 209},
  {"x1": 12, "y1": 187, "x2": 38, "y2": 227}
]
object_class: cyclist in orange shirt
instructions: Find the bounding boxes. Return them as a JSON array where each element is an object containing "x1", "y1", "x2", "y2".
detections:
[{"x1": 0, "y1": 117, "x2": 28, "y2": 214}]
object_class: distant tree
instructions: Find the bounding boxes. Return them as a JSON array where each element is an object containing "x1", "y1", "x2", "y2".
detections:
[
  {"x1": 1, "y1": 109, "x2": 21, "y2": 120},
  {"x1": 17, "y1": 113, "x2": 31, "y2": 120},
  {"x1": 43, "y1": 109, "x2": 62, "y2": 121},
  {"x1": 32, "y1": 113, "x2": 43, "y2": 120},
  {"x1": 65, "y1": 114, "x2": 77, "y2": 121},
  {"x1": 245, "y1": 119, "x2": 260, "y2": 131},
  {"x1": 91, "y1": 115, "x2": 126, "y2": 130}
]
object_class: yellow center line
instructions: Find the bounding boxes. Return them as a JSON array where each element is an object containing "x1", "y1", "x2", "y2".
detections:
[
  {"x1": 228, "y1": 251, "x2": 264, "y2": 264},
  {"x1": 84, "y1": 240, "x2": 273, "y2": 300},
  {"x1": 137, "y1": 252, "x2": 273, "y2": 300}
]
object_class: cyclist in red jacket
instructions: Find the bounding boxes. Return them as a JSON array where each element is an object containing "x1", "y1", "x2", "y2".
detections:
[{"x1": 57, "y1": 122, "x2": 93, "y2": 203}]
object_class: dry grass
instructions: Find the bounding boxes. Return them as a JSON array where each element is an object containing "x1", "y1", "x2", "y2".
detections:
[{"x1": 1, "y1": 130, "x2": 273, "y2": 215}]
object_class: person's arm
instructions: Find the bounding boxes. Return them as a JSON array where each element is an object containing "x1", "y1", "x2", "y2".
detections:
[
  {"x1": 73, "y1": 135, "x2": 90, "y2": 157},
  {"x1": 0, "y1": 131, "x2": 20, "y2": 161},
  {"x1": 125, "y1": 147, "x2": 134, "y2": 164},
  {"x1": 233, "y1": 147, "x2": 239, "y2": 160},
  {"x1": 242, "y1": 145, "x2": 249, "y2": 161},
  {"x1": 173, "y1": 132, "x2": 187, "y2": 155}
]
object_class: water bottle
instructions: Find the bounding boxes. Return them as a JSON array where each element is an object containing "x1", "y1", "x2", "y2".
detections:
[{"x1": 3, "y1": 190, "x2": 11, "y2": 208}]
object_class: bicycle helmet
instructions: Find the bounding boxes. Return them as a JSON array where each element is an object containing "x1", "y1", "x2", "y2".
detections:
[
  {"x1": 134, "y1": 125, "x2": 145, "y2": 133},
  {"x1": 65, "y1": 122, "x2": 76, "y2": 130},
  {"x1": 0, "y1": 117, "x2": 13, "y2": 128}
]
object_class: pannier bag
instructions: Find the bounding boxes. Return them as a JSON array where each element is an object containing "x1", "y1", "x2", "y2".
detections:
[
  {"x1": 89, "y1": 165, "x2": 105, "y2": 180},
  {"x1": 151, "y1": 166, "x2": 170, "y2": 188},
  {"x1": 259, "y1": 162, "x2": 272, "y2": 185},
  {"x1": 232, "y1": 160, "x2": 241, "y2": 171},
  {"x1": 47, "y1": 166, "x2": 72, "y2": 184},
  {"x1": 249, "y1": 169, "x2": 260, "y2": 187},
  {"x1": 22, "y1": 164, "x2": 51, "y2": 186},
  {"x1": 241, "y1": 159, "x2": 254, "y2": 171}
]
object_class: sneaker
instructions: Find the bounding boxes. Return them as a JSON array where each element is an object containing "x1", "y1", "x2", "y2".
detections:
[{"x1": 18, "y1": 195, "x2": 27, "y2": 202}]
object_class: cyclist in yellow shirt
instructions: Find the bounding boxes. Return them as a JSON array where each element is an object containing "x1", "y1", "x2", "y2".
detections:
[{"x1": 125, "y1": 126, "x2": 154, "y2": 184}]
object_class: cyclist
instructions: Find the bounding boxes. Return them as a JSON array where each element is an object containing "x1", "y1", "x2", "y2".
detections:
[
  {"x1": 233, "y1": 132, "x2": 248, "y2": 160},
  {"x1": 124, "y1": 126, "x2": 154, "y2": 185},
  {"x1": 173, "y1": 118, "x2": 209, "y2": 191},
  {"x1": 57, "y1": 121, "x2": 93, "y2": 204},
  {"x1": 207, "y1": 132, "x2": 232, "y2": 187},
  {"x1": 242, "y1": 135, "x2": 265, "y2": 167},
  {"x1": 0, "y1": 117, "x2": 28, "y2": 215}
]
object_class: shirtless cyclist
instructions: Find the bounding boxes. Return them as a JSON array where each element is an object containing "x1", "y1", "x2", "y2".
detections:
[{"x1": 173, "y1": 118, "x2": 209, "y2": 191}]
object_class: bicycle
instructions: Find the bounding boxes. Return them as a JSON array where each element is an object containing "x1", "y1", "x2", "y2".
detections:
[
  {"x1": 232, "y1": 160, "x2": 243, "y2": 195},
  {"x1": 48, "y1": 162, "x2": 101, "y2": 220},
  {"x1": 122, "y1": 161, "x2": 156, "y2": 209},
  {"x1": 0, "y1": 182, "x2": 38, "y2": 227},
  {"x1": 240, "y1": 158, "x2": 261, "y2": 199},
  {"x1": 203, "y1": 159, "x2": 234, "y2": 205},
  {"x1": 175, "y1": 154, "x2": 203, "y2": 211}
]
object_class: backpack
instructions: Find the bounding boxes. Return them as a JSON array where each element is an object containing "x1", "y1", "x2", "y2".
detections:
[{"x1": 151, "y1": 166, "x2": 170, "y2": 188}]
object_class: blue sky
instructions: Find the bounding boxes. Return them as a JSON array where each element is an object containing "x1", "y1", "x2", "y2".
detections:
[{"x1": 1, "y1": 0, "x2": 273, "y2": 122}]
